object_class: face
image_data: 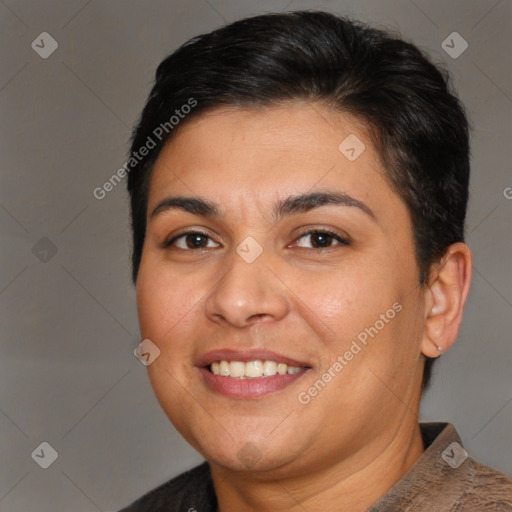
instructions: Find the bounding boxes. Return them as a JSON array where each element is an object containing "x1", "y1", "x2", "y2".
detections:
[{"x1": 136, "y1": 102, "x2": 427, "y2": 477}]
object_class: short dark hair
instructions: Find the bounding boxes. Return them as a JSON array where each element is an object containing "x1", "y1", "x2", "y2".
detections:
[{"x1": 127, "y1": 10, "x2": 470, "y2": 392}]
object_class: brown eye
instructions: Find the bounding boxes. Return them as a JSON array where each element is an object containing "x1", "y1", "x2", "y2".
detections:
[
  {"x1": 295, "y1": 230, "x2": 350, "y2": 249},
  {"x1": 165, "y1": 231, "x2": 219, "y2": 250}
]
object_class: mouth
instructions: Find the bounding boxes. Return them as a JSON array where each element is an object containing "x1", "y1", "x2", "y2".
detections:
[
  {"x1": 196, "y1": 349, "x2": 312, "y2": 399},
  {"x1": 208, "y1": 359, "x2": 309, "y2": 378}
]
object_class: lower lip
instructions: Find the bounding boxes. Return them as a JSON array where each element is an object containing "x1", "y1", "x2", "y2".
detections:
[{"x1": 198, "y1": 367, "x2": 310, "y2": 399}]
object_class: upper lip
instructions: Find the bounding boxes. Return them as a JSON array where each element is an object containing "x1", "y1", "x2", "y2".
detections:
[{"x1": 196, "y1": 349, "x2": 312, "y2": 368}]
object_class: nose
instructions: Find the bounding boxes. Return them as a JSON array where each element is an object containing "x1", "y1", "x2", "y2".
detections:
[{"x1": 204, "y1": 248, "x2": 290, "y2": 329}]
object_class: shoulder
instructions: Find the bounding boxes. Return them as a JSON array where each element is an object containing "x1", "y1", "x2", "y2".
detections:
[
  {"x1": 369, "y1": 423, "x2": 512, "y2": 512},
  {"x1": 118, "y1": 462, "x2": 216, "y2": 512},
  {"x1": 455, "y1": 457, "x2": 512, "y2": 510},
  {"x1": 422, "y1": 423, "x2": 512, "y2": 510},
  {"x1": 419, "y1": 423, "x2": 512, "y2": 511}
]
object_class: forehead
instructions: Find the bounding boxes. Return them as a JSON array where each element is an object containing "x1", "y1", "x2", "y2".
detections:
[{"x1": 147, "y1": 102, "x2": 404, "y2": 223}]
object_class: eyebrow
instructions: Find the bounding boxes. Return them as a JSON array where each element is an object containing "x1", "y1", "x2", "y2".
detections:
[{"x1": 150, "y1": 191, "x2": 376, "y2": 222}]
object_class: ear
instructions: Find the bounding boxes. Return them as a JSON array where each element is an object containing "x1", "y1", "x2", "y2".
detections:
[{"x1": 421, "y1": 242, "x2": 473, "y2": 358}]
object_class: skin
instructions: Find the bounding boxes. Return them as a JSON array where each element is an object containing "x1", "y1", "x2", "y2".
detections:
[{"x1": 136, "y1": 102, "x2": 472, "y2": 511}]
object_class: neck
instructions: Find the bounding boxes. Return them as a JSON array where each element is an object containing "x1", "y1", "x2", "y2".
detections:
[{"x1": 210, "y1": 419, "x2": 425, "y2": 512}]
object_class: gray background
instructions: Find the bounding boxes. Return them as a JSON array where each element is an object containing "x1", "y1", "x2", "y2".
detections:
[{"x1": 0, "y1": 0, "x2": 511, "y2": 510}]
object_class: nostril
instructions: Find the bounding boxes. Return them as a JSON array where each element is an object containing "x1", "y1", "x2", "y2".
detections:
[{"x1": 249, "y1": 313, "x2": 267, "y2": 321}]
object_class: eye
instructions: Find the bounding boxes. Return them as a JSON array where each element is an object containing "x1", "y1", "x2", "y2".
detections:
[
  {"x1": 162, "y1": 229, "x2": 349, "y2": 251},
  {"x1": 164, "y1": 231, "x2": 219, "y2": 250},
  {"x1": 293, "y1": 230, "x2": 350, "y2": 249}
]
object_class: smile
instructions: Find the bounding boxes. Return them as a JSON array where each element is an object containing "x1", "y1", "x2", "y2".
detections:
[
  {"x1": 196, "y1": 349, "x2": 312, "y2": 398},
  {"x1": 209, "y1": 360, "x2": 307, "y2": 378}
]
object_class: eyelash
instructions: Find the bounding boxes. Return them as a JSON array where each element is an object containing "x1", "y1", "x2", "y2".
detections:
[{"x1": 162, "y1": 229, "x2": 350, "y2": 251}]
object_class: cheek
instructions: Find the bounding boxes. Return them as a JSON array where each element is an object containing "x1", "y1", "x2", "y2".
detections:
[
  {"x1": 292, "y1": 255, "x2": 422, "y2": 404},
  {"x1": 294, "y1": 260, "x2": 402, "y2": 347},
  {"x1": 136, "y1": 258, "x2": 200, "y2": 345},
  {"x1": 135, "y1": 260, "x2": 203, "y2": 425}
]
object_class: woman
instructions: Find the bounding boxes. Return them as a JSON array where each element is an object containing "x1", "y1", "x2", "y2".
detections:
[{"x1": 120, "y1": 11, "x2": 512, "y2": 511}]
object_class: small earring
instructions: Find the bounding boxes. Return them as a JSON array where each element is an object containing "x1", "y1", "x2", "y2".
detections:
[{"x1": 437, "y1": 345, "x2": 443, "y2": 353}]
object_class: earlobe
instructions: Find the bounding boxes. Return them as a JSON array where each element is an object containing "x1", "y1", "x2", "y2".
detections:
[{"x1": 421, "y1": 243, "x2": 472, "y2": 359}]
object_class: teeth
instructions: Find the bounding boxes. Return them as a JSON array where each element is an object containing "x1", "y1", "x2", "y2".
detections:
[
  {"x1": 229, "y1": 361, "x2": 245, "y2": 378},
  {"x1": 219, "y1": 360, "x2": 230, "y2": 376},
  {"x1": 208, "y1": 360, "x2": 306, "y2": 378},
  {"x1": 245, "y1": 360, "x2": 263, "y2": 378},
  {"x1": 262, "y1": 360, "x2": 277, "y2": 376}
]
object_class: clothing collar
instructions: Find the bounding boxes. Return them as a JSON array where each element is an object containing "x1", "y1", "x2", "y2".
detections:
[{"x1": 367, "y1": 422, "x2": 470, "y2": 511}]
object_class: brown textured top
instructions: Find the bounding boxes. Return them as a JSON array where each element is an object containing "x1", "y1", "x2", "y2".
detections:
[
  {"x1": 119, "y1": 422, "x2": 512, "y2": 511},
  {"x1": 368, "y1": 422, "x2": 512, "y2": 511}
]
